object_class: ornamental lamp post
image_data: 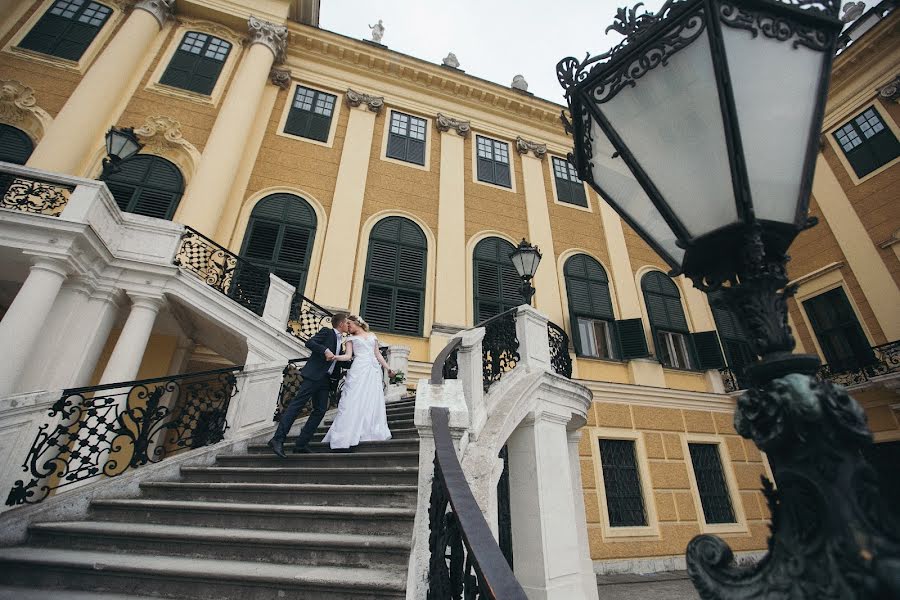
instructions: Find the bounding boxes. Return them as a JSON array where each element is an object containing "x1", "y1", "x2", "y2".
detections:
[
  {"x1": 101, "y1": 126, "x2": 142, "y2": 178},
  {"x1": 509, "y1": 238, "x2": 542, "y2": 304},
  {"x1": 558, "y1": 0, "x2": 899, "y2": 598}
]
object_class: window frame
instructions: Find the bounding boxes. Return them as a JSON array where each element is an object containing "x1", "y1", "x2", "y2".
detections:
[
  {"x1": 590, "y1": 428, "x2": 660, "y2": 540},
  {"x1": 471, "y1": 133, "x2": 516, "y2": 192},
  {"x1": 4, "y1": 0, "x2": 124, "y2": 74},
  {"x1": 564, "y1": 254, "x2": 618, "y2": 360},
  {"x1": 681, "y1": 434, "x2": 748, "y2": 535},
  {"x1": 380, "y1": 109, "x2": 430, "y2": 170},
  {"x1": 158, "y1": 31, "x2": 233, "y2": 97},
  {"x1": 640, "y1": 270, "x2": 697, "y2": 370},
  {"x1": 550, "y1": 156, "x2": 590, "y2": 211},
  {"x1": 100, "y1": 154, "x2": 185, "y2": 221},
  {"x1": 826, "y1": 101, "x2": 900, "y2": 185},
  {"x1": 801, "y1": 286, "x2": 875, "y2": 372},
  {"x1": 471, "y1": 236, "x2": 522, "y2": 324},
  {"x1": 276, "y1": 81, "x2": 342, "y2": 148}
]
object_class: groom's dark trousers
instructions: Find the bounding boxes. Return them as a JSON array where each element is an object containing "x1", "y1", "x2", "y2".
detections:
[{"x1": 272, "y1": 326, "x2": 340, "y2": 450}]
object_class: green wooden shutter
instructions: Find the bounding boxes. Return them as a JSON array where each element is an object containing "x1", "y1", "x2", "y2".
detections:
[
  {"x1": 160, "y1": 32, "x2": 230, "y2": 96},
  {"x1": 802, "y1": 288, "x2": 875, "y2": 371},
  {"x1": 616, "y1": 318, "x2": 649, "y2": 359},
  {"x1": 19, "y1": 1, "x2": 111, "y2": 61},
  {"x1": 0, "y1": 125, "x2": 35, "y2": 165},
  {"x1": 101, "y1": 155, "x2": 184, "y2": 219},
  {"x1": 692, "y1": 331, "x2": 726, "y2": 370}
]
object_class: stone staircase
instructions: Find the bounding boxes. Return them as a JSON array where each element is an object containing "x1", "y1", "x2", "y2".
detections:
[{"x1": 0, "y1": 397, "x2": 419, "y2": 599}]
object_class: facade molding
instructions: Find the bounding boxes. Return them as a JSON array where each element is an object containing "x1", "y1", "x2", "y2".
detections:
[
  {"x1": 269, "y1": 67, "x2": 292, "y2": 89},
  {"x1": 435, "y1": 112, "x2": 471, "y2": 138},
  {"x1": 788, "y1": 261, "x2": 845, "y2": 288},
  {"x1": 0, "y1": 80, "x2": 52, "y2": 143},
  {"x1": 345, "y1": 88, "x2": 384, "y2": 113},
  {"x1": 582, "y1": 379, "x2": 736, "y2": 413},
  {"x1": 516, "y1": 136, "x2": 547, "y2": 159},
  {"x1": 878, "y1": 74, "x2": 900, "y2": 103}
]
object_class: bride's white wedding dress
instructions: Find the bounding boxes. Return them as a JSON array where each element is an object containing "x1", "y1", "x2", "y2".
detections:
[{"x1": 322, "y1": 334, "x2": 392, "y2": 449}]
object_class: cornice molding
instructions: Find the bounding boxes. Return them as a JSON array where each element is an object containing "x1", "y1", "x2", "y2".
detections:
[
  {"x1": 345, "y1": 88, "x2": 384, "y2": 113},
  {"x1": 788, "y1": 261, "x2": 845, "y2": 288},
  {"x1": 248, "y1": 16, "x2": 288, "y2": 63},
  {"x1": 435, "y1": 113, "x2": 470, "y2": 138},
  {"x1": 134, "y1": 0, "x2": 175, "y2": 27},
  {"x1": 580, "y1": 379, "x2": 737, "y2": 413},
  {"x1": 269, "y1": 67, "x2": 292, "y2": 90},
  {"x1": 516, "y1": 136, "x2": 547, "y2": 159}
]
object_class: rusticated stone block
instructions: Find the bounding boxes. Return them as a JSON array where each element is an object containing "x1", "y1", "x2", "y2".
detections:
[
  {"x1": 649, "y1": 461, "x2": 690, "y2": 489},
  {"x1": 596, "y1": 402, "x2": 632, "y2": 428},
  {"x1": 632, "y1": 406, "x2": 684, "y2": 431},
  {"x1": 663, "y1": 433, "x2": 684, "y2": 459},
  {"x1": 655, "y1": 491, "x2": 677, "y2": 522},
  {"x1": 683, "y1": 410, "x2": 717, "y2": 433},
  {"x1": 644, "y1": 432, "x2": 665, "y2": 459}
]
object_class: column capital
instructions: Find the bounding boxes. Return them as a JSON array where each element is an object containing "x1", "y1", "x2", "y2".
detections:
[
  {"x1": 134, "y1": 0, "x2": 175, "y2": 28},
  {"x1": 516, "y1": 136, "x2": 547, "y2": 160},
  {"x1": 248, "y1": 16, "x2": 288, "y2": 63},
  {"x1": 435, "y1": 113, "x2": 471, "y2": 138},
  {"x1": 28, "y1": 255, "x2": 71, "y2": 279},
  {"x1": 126, "y1": 292, "x2": 166, "y2": 313},
  {"x1": 345, "y1": 88, "x2": 384, "y2": 113},
  {"x1": 269, "y1": 67, "x2": 292, "y2": 90}
]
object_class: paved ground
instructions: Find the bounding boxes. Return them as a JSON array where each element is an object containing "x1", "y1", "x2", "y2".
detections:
[{"x1": 596, "y1": 571, "x2": 700, "y2": 599}]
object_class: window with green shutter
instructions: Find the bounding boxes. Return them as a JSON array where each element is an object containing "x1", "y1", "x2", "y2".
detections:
[
  {"x1": 802, "y1": 287, "x2": 874, "y2": 372},
  {"x1": 473, "y1": 237, "x2": 521, "y2": 323},
  {"x1": 832, "y1": 106, "x2": 900, "y2": 178},
  {"x1": 361, "y1": 217, "x2": 427, "y2": 336},
  {"x1": 386, "y1": 111, "x2": 426, "y2": 165},
  {"x1": 475, "y1": 135, "x2": 511, "y2": 188},
  {"x1": 159, "y1": 32, "x2": 231, "y2": 96},
  {"x1": 564, "y1": 254, "x2": 616, "y2": 359},
  {"x1": 18, "y1": 0, "x2": 111, "y2": 62},
  {"x1": 238, "y1": 194, "x2": 317, "y2": 296},
  {"x1": 0, "y1": 124, "x2": 34, "y2": 165},
  {"x1": 552, "y1": 157, "x2": 587, "y2": 207},
  {"x1": 284, "y1": 86, "x2": 336, "y2": 142},
  {"x1": 708, "y1": 290, "x2": 754, "y2": 381},
  {"x1": 101, "y1": 155, "x2": 183, "y2": 220},
  {"x1": 642, "y1": 271, "x2": 695, "y2": 369}
]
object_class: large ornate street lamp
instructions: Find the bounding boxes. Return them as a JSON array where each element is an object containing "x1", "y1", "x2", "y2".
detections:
[
  {"x1": 558, "y1": 0, "x2": 899, "y2": 598},
  {"x1": 509, "y1": 238, "x2": 542, "y2": 304},
  {"x1": 101, "y1": 126, "x2": 143, "y2": 178}
]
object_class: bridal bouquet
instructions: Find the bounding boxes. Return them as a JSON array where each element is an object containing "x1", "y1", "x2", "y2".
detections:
[{"x1": 389, "y1": 371, "x2": 406, "y2": 385}]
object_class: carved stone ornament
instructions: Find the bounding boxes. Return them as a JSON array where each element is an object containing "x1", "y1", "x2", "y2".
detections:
[
  {"x1": 511, "y1": 74, "x2": 529, "y2": 92},
  {"x1": 133, "y1": 116, "x2": 198, "y2": 161},
  {"x1": 435, "y1": 113, "x2": 471, "y2": 138},
  {"x1": 134, "y1": 0, "x2": 176, "y2": 27},
  {"x1": 0, "y1": 80, "x2": 51, "y2": 139},
  {"x1": 442, "y1": 52, "x2": 460, "y2": 69},
  {"x1": 269, "y1": 67, "x2": 292, "y2": 90},
  {"x1": 248, "y1": 16, "x2": 288, "y2": 64},
  {"x1": 878, "y1": 75, "x2": 900, "y2": 103},
  {"x1": 345, "y1": 88, "x2": 384, "y2": 113},
  {"x1": 840, "y1": 0, "x2": 866, "y2": 22},
  {"x1": 516, "y1": 136, "x2": 547, "y2": 159}
]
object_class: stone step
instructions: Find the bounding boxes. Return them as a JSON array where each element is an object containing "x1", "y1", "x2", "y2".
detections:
[
  {"x1": 0, "y1": 548, "x2": 406, "y2": 600},
  {"x1": 180, "y1": 465, "x2": 419, "y2": 485},
  {"x1": 89, "y1": 498, "x2": 415, "y2": 536},
  {"x1": 215, "y1": 450, "x2": 419, "y2": 469},
  {"x1": 247, "y1": 438, "x2": 420, "y2": 454},
  {"x1": 319, "y1": 418, "x2": 414, "y2": 430},
  {"x1": 304, "y1": 427, "x2": 418, "y2": 441},
  {"x1": 0, "y1": 585, "x2": 162, "y2": 599},
  {"x1": 28, "y1": 521, "x2": 411, "y2": 569},
  {"x1": 139, "y1": 481, "x2": 417, "y2": 507}
]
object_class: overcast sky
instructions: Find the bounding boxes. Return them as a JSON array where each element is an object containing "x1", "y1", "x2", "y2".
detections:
[{"x1": 319, "y1": 0, "x2": 667, "y2": 104}]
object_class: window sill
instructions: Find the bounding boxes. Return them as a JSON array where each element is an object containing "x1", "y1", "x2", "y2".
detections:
[
  {"x1": 553, "y1": 197, "x2": 592, "y2": 212},
  {"x1": 472, "y1": 177, "x2": 516, "y2": 194},
  {"x1": 575, "y1": 355, "x2": 625, "y2": 365},
  {"x1": 146, "y1": 82, "x2": 217, "y2": 107},
  {"x1": 3, "y1": 46, "x2": 84, "y2": 74},
  {"x1": 598, "y1": 524, "x2": 661, "y2": 540},
  {"x1": 380, "y1": 153, "x2": 430, "y2": 172}
]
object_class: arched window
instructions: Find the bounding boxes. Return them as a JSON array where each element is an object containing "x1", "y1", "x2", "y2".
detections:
[
  {"x1": 708, "y1": 289, "x2": 754, "y2": 380},
  {"x1": 160, "y1": 31, "x2": 232, "y2": 95},
  {"x1": 565, "y1": 255, "x2": 616, "y2": 359},
  {"x1": 0, "y1": 124, "x2": 34, "y2": 164},
  {"x1": 101, "y1": 154, "x2": 184, "y2": 220},
  {"x1": 19, "y1": 0, "x2": 112, "y2": 61},
  {"x1": 239, "y1": 193, "x2": 317, "y2": 295},
  {"x1": 361, "y1": 216, "x2": 427, "y2": 336},
  {"x1": 642, "y1": 271, "x2": 694, "y2": 369},
  {"x1": 473, "y1": 237, "x2": 520, "y2": 323}
]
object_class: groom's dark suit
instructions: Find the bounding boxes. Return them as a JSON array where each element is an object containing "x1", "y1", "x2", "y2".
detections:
[{"x1": 272, "y1": 326, "x2": 344, "y2": 450}]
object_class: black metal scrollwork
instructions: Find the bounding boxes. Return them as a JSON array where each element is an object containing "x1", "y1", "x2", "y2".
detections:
[
  {"x1": 6, "y1": 367, "x2": 241, "y2": 507},
  {"x1": 816, "y1": 341, "x2": 900, "y2": 387},
  {"x1": 719, "y1": 2, "x2": 834, "y2": 51},
  {"x1": 481, "y1": 310, "x2": 520, "y2": 391},
  {"x1": 286, "y1": 293, "x2": 333, "y2": 342},
  {"x1": 547, "y1": 321, "x2": 573, "y2": 378},
  {"x1": 0, "y1": 176, "x2": 72, "y2": 216}
]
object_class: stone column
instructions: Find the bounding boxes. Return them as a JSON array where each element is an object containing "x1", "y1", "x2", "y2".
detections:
[
  {"x1": 313, "y1": 89, "x2": 383, "y2": 311},
  {"x1": 26, "y1": 0, "x2": 175, "y2": 175},
  {"x1": 67, "y1": 288, "x2": 122, "y2": 388},
  {"x1": 518, "y1": 137, "x2": 564, "y2": 325},
  {"x1": 97, "y1": 294, "x2": 164, "y2": 385},
  {"x1": 568, "y1": 428, "x2": 601, "y2": 600},
  {"x1": 0, "y1": 257, "x2": 70, "y2": 396},
  {"x1": 177, "y1": 16, "x2": 288, "y2": 238}
]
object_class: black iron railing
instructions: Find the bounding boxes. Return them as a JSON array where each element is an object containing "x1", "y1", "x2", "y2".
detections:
[
  {"x1": 173, "y1": 226, "x2": 271, "y2": 316},
  {"x1": 548, "y1": 320, "x2": 573, "y2": 378},
  {"x1": 718, "y1": 367, "x2": 742, "y2": 393},
  {"x1": 428, "y1": 406, "x2": 527, "y2": 600},
  {"x1": 287, "y1": 292, "x2": 333, "y2": 343},
  {"x1": 274, "y1": 357, "x2": 350, "y2": 422},
  {"x1": 6, "y1": 365, "x2": 242, "y2": 507},
  {"x1": 481, "y1": 309, "x2": 520, "y2": 391},
  {"x1": 430, "y1": 337, "x2": 461, "y2": 385},
  {"x1": 0, "y1": 172, "x2": 73, "y2": 217}
]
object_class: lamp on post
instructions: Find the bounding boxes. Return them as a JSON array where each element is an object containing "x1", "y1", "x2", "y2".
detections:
[
  {"x1": 559, "y1": 0, "x2": 899, "y2": 597},
  {"x1": 100, "y1": 126, "x2": 142, "y2": 179},
  {"x1": 509, "y1": 238, "x2": 542, "y2": 304}
]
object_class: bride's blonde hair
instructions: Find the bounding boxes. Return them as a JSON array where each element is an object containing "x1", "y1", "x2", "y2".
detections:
[{"x1": 348, "y1": 314, "x2": 370, "y2": 331}]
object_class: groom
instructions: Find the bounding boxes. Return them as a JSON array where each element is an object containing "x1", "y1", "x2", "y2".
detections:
[{"x1": 268, "y1": 312, "x2": 351, "y2": 458}]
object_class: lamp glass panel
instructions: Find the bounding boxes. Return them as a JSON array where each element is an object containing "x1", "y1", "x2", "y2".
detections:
[
  {"x1": 589, "y1": 120, "x2": 685, "y2": 267},
  {"x1": 107, "y1": 132, "x2": 128, "y2": 157},
  {"x1": 594, "y1": 23, "x2": 738, "y2": 239},
  {"x1": 722, "y1": 25, "x2": 823, "y2": 225},
  {"x1": 118, "y1": 136, "x2": 141, "y2": 160}
]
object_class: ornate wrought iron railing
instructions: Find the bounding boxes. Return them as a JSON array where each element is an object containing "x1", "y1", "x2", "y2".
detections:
[
  {"x1": 428, "y1": 406, "x2": 527, "y2": 600},
  {"x1": 274, "y1": 356, "x2": 351, "y2": 423},
  {"x1": 816, "y1": 340, "x2": 900, "y2": 387},
  {"x1": 718, "y1": 367, "x2": 741, "y2": 393},
  {"x1": 0, "y1": 172, "x2": 73, "y2": 217},
  {"x1": 547, "y1": 320, "x2": 573, "y2": 378},
  {"x1": 173, "y1": 226, "x2": 271, "y2": 316},
  {"x1": 286, "y1": 292, "x2": 333, "y2": 343},
  {"x1": 480, "y1": 309, "x2": 520, "y2": 391},
  {"x1": 6, "y1": 365, "x2": 242, "y2": 507}
]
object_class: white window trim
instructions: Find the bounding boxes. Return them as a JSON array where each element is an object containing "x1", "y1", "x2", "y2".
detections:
[
  {"x1": 3, "y1": 0, "x2": 127, "y2": 74},
  {"x1": 591, "y1": 427, "x2": 661, "y2": 540},
  {"x1": 548, "y1": 155, "x2": 592, "y2": 212},
  {"x1": 378, "y1": 108, "x2": 432, "y2": 172},
  {"x1": 470, "y1": 132, "x2": 517, "y2": 193},
  {"x1": 825, "y1": 99, "x2": 900, "y2": 186},
  {"x1": 681, "y1": 433, "x2": 749, "y2": 536},
  {"x1": 145, "y1": 19, "x2": 243, "y2": 107},
  {"x1": 275, "y1": 81, "x2": 342, "y2": 149}
]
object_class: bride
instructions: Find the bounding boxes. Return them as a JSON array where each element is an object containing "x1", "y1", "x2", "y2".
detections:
[{"x1": 322, "y1": 315, "x2": 393, "y2": 451}]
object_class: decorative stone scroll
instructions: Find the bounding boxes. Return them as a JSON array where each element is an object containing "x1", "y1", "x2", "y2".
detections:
[
  {"x1": 134, "y1": 0, "x2": 175, "y2": 27},
  {"x1": 345, "y1": 88, "x2": 384, "y2": 113},
  {"x1": 248, "y1": 16, "x2": 288, "y2": 63},
  {"x1": 0, "y1": 80, "x2": 52, "y2": 142},
  {"x1": 133, "y1": 116, "x2": 201, "y2": 176},
  {"x1": 269, "y1": 67, "x2": 292, "y2": 90},
  {"x1": 516, "y1": 136, "x2": 547, "y2": 159},
  {"x1": 435, "y1": 113, "x2": 471, "y2": 138},
  {"x1": 878, "y1": 75, "x2": 899, "y2": 103}
]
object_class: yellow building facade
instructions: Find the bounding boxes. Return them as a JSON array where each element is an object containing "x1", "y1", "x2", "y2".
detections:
[{"x1": 0, "y1": 0, "x2": 897, "y2": 574}]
